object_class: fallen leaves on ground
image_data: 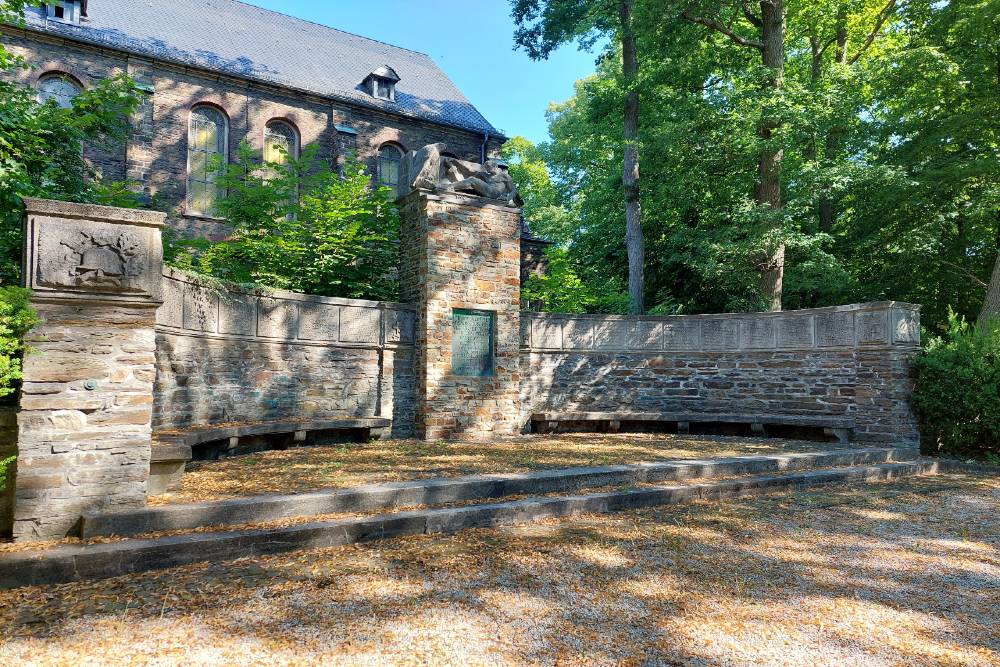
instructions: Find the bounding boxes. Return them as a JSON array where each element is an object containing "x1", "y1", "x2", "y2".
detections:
[{"x1": 1, "y1": 472, "x2": 997, "y2": 666}]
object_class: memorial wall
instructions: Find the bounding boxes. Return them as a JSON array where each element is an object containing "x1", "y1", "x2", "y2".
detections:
[
  {"x1": 154, "y1": 269, "x2": 417, "y2": 437},
  {"x1": 519, "y1": 303, "x2": 922, "y2": 446}
]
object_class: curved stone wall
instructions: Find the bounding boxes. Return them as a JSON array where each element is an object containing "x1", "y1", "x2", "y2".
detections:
[
  {"x1": 519, "y1": 302, "x2": 921, "y2": 445},
  {"x1": 154, "y1": 269, "x2": 416, "y2": 437}
]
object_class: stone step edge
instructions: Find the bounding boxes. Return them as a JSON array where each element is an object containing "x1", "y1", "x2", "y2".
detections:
[
  {"x1": 2, "y1": 460, "x2": 938, "y2": 590},
  {"x1": 81, "y1": 446, "x2": 920, "y2": 538}
]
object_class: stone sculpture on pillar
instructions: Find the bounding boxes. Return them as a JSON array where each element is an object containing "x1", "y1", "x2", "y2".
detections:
[{"x1": 402, "y1": 142, "x2": 523, "y2": 207}]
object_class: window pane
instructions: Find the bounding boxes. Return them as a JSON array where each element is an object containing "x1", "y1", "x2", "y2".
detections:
[
  {"x1": 37, "y1": 75, "x2": 82, "y2": 109},
  {"x1": 188, "y1": 106, "x2": 228, "y2": 215}
]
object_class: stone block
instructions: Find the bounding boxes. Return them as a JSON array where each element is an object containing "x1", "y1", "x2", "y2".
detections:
[
  {"x1": 297, "y1": 302, "x2": 339, "y2": 342},
  {"x1": 182, "y1": 285, "x2": 218, "y2": 333},
  {"x1": 531, "y1": 317, "x2": 562, "y2": 350},
  {"x1": 662, "y1": 320, "x2": 701, "y2": 350},
  {"x1": 775, "y1": 315, "x2": 814, "y2": 348},
  {"x1": 892, "y1": 308, "x2": 920, "y2": 345},
  {"x1": 257, "y1": 298, "x2": 298, "y2": 339},
  {"x1": 340, "y1": 307, "x2": 381, "y2": 344},
  {"x1": 742, "y1": 317, "x2": 776, "y2": 349},
  {"x1": 385, "y1": 309, "x2": 415, "y2": 344},
  {"x1": 594, "y1": 320, "x2": 632, "y2": 350},
  {"x1": 631, "y1": 321, "x2": 662, "y2": 350},
  {"x1": 702, "y1": 319, "x2": 740, "y2": 350},
  {"x1": 857, "y1": 310, "x2": 889, "y2": 345},
  {"x1": 816, "y1": 311, "x2": 855, "y2": 347},
  {"x1": 562, "y1": 319, "x2": 594, "y2": 349},
  {"x1": 218, "y1": 293, "x2": 257, "y2": 336},
  {"x1": 156, "y1": 276, "x2": 183, "y2": 328}
]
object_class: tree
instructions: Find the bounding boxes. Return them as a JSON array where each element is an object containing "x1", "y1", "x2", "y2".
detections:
[
  {"x1": 168, "y1": 142, "x2": 401, "y2": 301},
  {"x1": 511, "y1": 0, "x2": 647, "y2": 314}
]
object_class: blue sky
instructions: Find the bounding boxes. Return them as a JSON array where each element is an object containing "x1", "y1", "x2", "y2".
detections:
[{"x1": 248, "y1": 0, "x2": 600, "y2": 143}]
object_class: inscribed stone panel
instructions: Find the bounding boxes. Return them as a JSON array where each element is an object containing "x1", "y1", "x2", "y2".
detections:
[
  {"x1": 562, "y1": 319, "x2": 595, "y2": 349},
  {"x1": 594, "y1": 320, "x2": 632, "y2": 349},
  {"x1": 815, "y1": 312, "x2": 855, "y2": 347},
  {"x1": 892, "y1": 308, "x2": 920, "y2": 344},
  {"x1": 386, "y1": 309, "x2": 415, "y2": 344},
  {"x1": 631, "y1": 321, "x2": 662, "y2": 350},
  {"x1": 856, "y1": 310, "x2": 889, "y2": 345},
  {"x1": 157, "y1": 277, "x2": 183, "y2": 328},
  {"x1": 531, "y1": 317, "x2": 563, "y2": 350},
  {"x1": 297, "y1": 302, "x2": 339, "y2": 342},
  {"x1": 702, "y1": 319, "x2": 740, "y2": 350},
  {"x1": 258, "y1": 298, "x2": 299, "y2": 339},
  {"x1": 341, "y1": 307, "x2": 381, "y2": 344},
  {"x1": 742, "y1": 318, "x2": 776, "y2": 349},
  {"x1": 218, "y1": 293, "x2": 256, "y2": 336},
  {"x1": 776, "y1": 315, "x2": 814, "y2": 348},
  {"x1": 183, "y1": 285, "x2": 218, "y2": 333},
  {"x1": 662, "y1": 320, "x2": 701, "y2": 350}
]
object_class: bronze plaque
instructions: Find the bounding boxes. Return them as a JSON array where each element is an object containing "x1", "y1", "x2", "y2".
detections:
[{"x1": 452, "y1": 309, "x2": 495, "y2": 377}]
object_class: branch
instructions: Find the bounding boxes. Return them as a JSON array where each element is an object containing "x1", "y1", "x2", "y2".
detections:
[
  {"x1": 681, "y1": 10, "x2": 763, "y2": 50},
  {"x1": 940, "y1": 260, "x2": 989, "y2": 289},
  {"x1": 848, "y1": 0, "x2": 897, "y2": 65},
  {"x1": 739, "y1": 0, "x2": 763, "y2": 28}
]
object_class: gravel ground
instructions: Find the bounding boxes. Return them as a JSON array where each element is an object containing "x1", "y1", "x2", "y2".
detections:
[
  {"x1": 151, "y1": 433, "x2": 849, "y2": 506},
  {"x1": 1, "y1": 472, "x2": 996, "y2": 666}
]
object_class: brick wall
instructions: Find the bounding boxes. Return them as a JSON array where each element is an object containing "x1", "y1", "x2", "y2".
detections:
[
  {"x1": 154, "y1": 269, "x2": 416, "y2": 437},
  {"x1": 0, "y1": 28, "x2": 505, "y2": 239},
  {"x1": 520, "y1": 304, "x2": 922, "y2": 446}
]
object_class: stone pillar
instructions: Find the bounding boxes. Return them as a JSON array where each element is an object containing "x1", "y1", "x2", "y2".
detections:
[
  {"x1": 400, "y1": 191, "x2": 521, "y2": 440},
  {"x1": 13, "y1": 199, "x2": 164, "y2": 540}
]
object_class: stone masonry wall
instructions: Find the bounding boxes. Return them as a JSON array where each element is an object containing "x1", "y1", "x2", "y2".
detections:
[
  {"x1": 0, "y1": 27, "x2": 505, "y2": 239},
  {"x1": 400, "y1": 191, "x2": 522, "y2": 440},
  {"x1": 154, "y1": 269, "x2": 416, "y2": 437},
  {"x1": 520, "y1": 303, "x2": 922, "y2": 446},
  {"x1": 15, "y1": 199, "x2": 165, "y2": 540}
]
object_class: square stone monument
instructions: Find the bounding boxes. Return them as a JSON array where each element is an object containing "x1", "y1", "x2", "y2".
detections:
[{"x1": 399, "y1": 190, "x2": 522, "y2": 440}]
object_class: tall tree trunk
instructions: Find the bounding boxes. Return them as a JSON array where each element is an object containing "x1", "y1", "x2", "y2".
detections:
[
  {"x1": 620, "y1": 0, "x2": 644, "y2": 315},
  {"x1": 979, "y1": 210, "x2": 1000, "y2": 324},
  {"x1": 756, "y1": 0, "x2": 786, "y2": 311},
  {"x1": 819, "y1": 6, "x2": 849, "y2": 232}
]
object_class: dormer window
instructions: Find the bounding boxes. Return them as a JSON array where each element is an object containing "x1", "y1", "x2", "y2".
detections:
[
  {"x1": 44, "y1": 1, "x2": 84, "y2": 24},
  {"x1": 365, "y1": 66, "x2": 400, "y2": 102}
]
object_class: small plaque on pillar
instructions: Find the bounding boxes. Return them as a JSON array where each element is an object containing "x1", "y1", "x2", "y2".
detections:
[{"x1": 452, "y1": 309, "x2": 495, "y2": 377}]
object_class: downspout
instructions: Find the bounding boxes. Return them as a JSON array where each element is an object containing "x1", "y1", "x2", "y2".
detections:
[{"x1": 481, "y1": 132, "x2": 490, "y2": 164}]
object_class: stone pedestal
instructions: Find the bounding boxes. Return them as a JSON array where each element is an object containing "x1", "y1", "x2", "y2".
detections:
[
  {"x1": 13, "y1": 199, "x2": 164, "y2": 540},
  {"x1": 400, "y1": 191, "x2": 521, "y2": 440}
]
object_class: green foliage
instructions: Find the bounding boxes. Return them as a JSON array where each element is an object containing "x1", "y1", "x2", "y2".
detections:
[
  {"x1": 507, "y1": 0, "x2": 999, "y2": 326},
  {"x1": 0, "y1": 66, "x2": 142, "y2": 284},
  {"x1": 167, "y1": 143, "x2": 400, "y2": 301},
  {"x1": 912, "y1": 312, "x2": 1000, "y2": 461},
  {"x1": 0, "y1": 286, "x2": 38, "y2": 404}
]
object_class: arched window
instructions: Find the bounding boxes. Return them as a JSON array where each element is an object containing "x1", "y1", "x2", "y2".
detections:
[
  {"x1": 377, "y1": 144, "x2": 403, "y2": 196},
  {"x1": 187, "y1": 105, "x2": 228, "y2": 217},
  {"x1": 263, "y1": 120, "x2": 299, "y2": 166},
  {"x1": 37, "y1": 73, "x2": 82, "y2": 109}
]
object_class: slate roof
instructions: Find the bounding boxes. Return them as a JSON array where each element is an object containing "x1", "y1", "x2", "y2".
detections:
[{"x1": 19, "y1": 0, "x2": 501, "y2": 135}]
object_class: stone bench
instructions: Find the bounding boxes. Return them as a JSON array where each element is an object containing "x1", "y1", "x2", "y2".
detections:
[
  {"x1": 531, "y1": 412, "x2": 856, "y2": 444},
  {"x1": 149, "y1": 417, "x2": 392, "y2": 495}
]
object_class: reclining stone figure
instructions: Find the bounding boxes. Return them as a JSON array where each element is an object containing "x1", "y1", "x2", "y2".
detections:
[{"x1": 401, "y1": 142, "x2": 522, "y2": 207}]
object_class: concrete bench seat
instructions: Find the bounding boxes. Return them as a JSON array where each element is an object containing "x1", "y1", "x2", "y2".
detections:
[
  {"x1": 531, "y1": 412, "x2": 856, "y2": 444},
  {"x1": 149, "y1": 417, "x2": 392, "y2": 496}
]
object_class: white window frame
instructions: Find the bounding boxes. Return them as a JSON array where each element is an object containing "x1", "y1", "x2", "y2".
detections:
[
  {"x1": 45, "y1": 1, "x2": 81, "y2": 23},
  {"x1": 186, "y1": 105, "x2": 229, "y2": 218}
]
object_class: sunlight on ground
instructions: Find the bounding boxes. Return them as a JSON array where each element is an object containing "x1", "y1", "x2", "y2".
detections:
[{"x1": 1, "y1": 473, "x2": 997, "y2": 666}]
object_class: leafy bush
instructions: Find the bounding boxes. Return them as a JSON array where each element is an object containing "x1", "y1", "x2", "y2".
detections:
[
  {"x1": 0, "y1": 286, "x2": 38, "y2": 405},
  {"x1": 912, "y1": 312, "x2": 1000, "y2": 461},
  {"x1": 166, "y1": 142, "x2": 400, "y2": 301}
]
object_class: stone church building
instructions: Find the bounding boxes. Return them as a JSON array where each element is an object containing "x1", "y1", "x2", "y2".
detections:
[{"x1": 0, "y1": 0, "x2": 511, "y2": 238}]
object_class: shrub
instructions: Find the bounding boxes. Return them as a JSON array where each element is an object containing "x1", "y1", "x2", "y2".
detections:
[
  {"x1": 912, "y1": 312, "x2": 1000, "y2": 461},
  {"x1": 0, "y1": 286, "x2": 38, "y2": 405}
]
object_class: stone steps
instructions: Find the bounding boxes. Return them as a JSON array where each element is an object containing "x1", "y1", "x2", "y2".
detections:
[
  {"x1": 81, "y1": 446, "x2": 919, "y2": 538},
  {"x1": 0, "y1": 457, "x2": 940, "y2": 589}
]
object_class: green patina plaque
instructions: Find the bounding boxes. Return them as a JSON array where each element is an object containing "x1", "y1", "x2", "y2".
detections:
[{"x1": 452, "y1": 309, "x2": 495, "y2": 377}]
